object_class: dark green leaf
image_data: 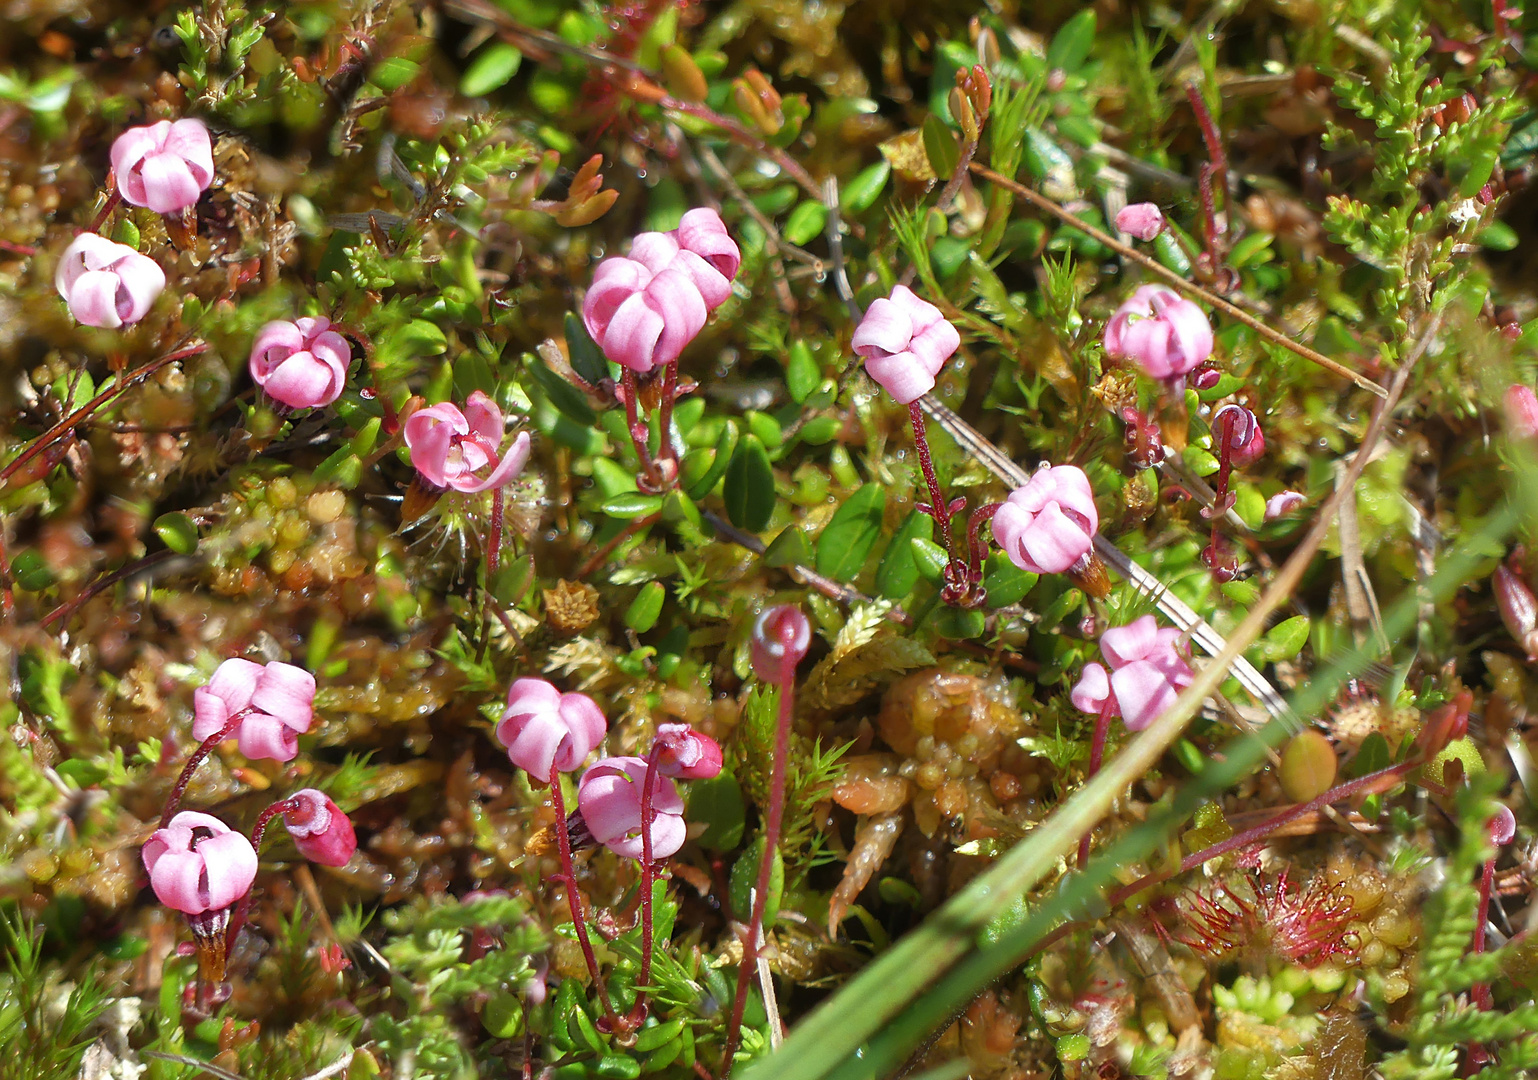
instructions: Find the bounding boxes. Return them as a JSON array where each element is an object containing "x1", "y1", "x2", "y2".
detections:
[
  {"x1": 689, "y1": 772, "x2": 746, "y2": 850},
  {"x1": 764, "y1": 526, "x2": 813, "y2": 568},
  {"x1": 875, "y1": 510, "x2": 935, "y2": 599},
  {"x1": 602, "y1": 492, "x2": 665, "y2": 519},
  {"x1": 526, "y1": 353, "x2": 596, "y2": 425},
  {"x1": 625, "y1": 582, "x2": 666, "y2": 632},
  {"x1": 730, "y1": 836, "x2": 784, "y2": 926},
  {"x1": 785, "y1": 341, "x2": 819, "y2": 403},
  {"x1": 814, "y1": 483, "x2": 885, "y2": 581},
  {"x1": 922, "y1": 114, "x2": 960, "y2": 181},
  {"x1": 564, "y1": 311, "x2": 609, "y2": 387},
  {"x1": 981, "y1": 551, "x2": 1037, "y2": 608},
  {"x1": 910, "y1": 537, "x2": 949, "y2": 584},
  {"x1": 724, "y1": 433, "x2": 775, "y2": 532}
]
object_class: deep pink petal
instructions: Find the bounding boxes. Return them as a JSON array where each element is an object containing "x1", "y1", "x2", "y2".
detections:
[
  {"x1": 404, "y1": 411, "x2": 458, "y2": 488},
  {"x1": 675, "y1": 208, "x2": 740, "y2": 280},
  {"x1": 670, "y1": 249, "x2": 733, "y2": 310},
  {"x1": 627, "y1": 231, "x2": 682, "y2": 275},
  {"x1": 644, "y1": 268, "x2": 708, "y2": 366},
  {"x1": 250, "y1": 320, "x2": 305, "y2": 379},
  {"x1": 462, "y1": 391, "x2": 504, "y2": 443},
  {"x1": 458, "y1": 430, "x2": 531, "y2": 494},
  {"x1": 602, "y1": 291, "x2": 668, "y2": 373}
]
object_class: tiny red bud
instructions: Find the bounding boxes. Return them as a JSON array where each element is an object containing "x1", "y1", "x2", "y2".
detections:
[{"x1": 751, "y1": 604, "x2": 811, "y2": 685}]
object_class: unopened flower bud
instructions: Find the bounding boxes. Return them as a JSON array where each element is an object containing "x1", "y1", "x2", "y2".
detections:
[
  {"x1": 751, "y1": 604, "x2": 811, "y2": 685},
  {"x1": 1213, "y1": 404, "x2": 1265, "y2": 467},
  {"x1": 281, "y1": 788, "x2": 358, "y2": 866},
  {"x1": 1495, "y1": 564, "x2": 1538, "y2": 661},
  {"x1": 1504, "y1": 385, "x2": 1538, "y2": 440},
  {"x1": 1488, "y1": 804, "x2": 1517, "y2": 846},
  {"x1": 652, "y1": 723, "x2": 723, "y2": 779},
  {"x1": 1264, "y1": 490, "x2": 1306, "y2": 520},
  {"x1": 1115, "y1": 202, "x2": 1165, "y2": 241},
  {"x1": 660, "y1": 44, "x2": 708, "y2": 103}
]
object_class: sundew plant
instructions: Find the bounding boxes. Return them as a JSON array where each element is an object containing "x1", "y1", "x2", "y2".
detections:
[{"x1": 2, "y1": 1, "x2": 1538, "y2": 1079}]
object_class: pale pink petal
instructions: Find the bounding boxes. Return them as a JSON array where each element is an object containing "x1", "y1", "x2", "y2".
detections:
[
  {"x1": 164, "y1": 118, "x2": 215, "y2": 187},
  {"x1": 644, "y1": 268, "x2": 708, "y2": 366},
  {"x1": 600, "y1": 291, "x2": 667, "y2": 373},
  {"x1": 627, "y1": 231, "x2": 682, "y2": 275},
  {"x1": 459, "y1": 430, "x2": 531, "y2": 494},
  {"x1": 236, "y1": 713, "x2": 300, "y2": 762},
  {"x1": 851, "y1": 297, "x2": 915, "y2": 358},
  {"x1": 112, "y1": 253, "x2": 165, "y2": 324},
  {"x1": 1070, "y1": 662, "x2": 1113, "y2": 715},
  {"x1": 198, "y1": 829, "x2": 258, "y2": 910},
  {"x1": 68, "y1": 270, "x2": 125, "y2": 328},
  {"x1": 250, "y1": 661, "x2": 315, "y2": 731},
  {"x1": 1114, "y1": 203, "x2": 1164, "y2": 241},
  {"x1": 1017, "y1": 500, "x2": 1092, "y2": 574},
  {"x1": 506, "y1": 716, "x2": 567, "y2": 778},
  {"x1": 670, "y1": 249, "x2": 733, "y2": 310},
  {"x1": 1111, "y1": 660, "x2": 1180, "y2": 731},
  {"x1": 863, "y1": 350, "x2": 935, "y2": 404},
  {"x1": 462, "y1": 390, "x2": 505, "y2": 444},
  {"x1": 138, "y1": 152, "x2": 203, "y2": 214},
  {"x1": 1100, "y1": 615, "x2": 1161, "y2": 669},
  {"x1": 675, "y1": 207, "x2": 741, "y2": 280}
]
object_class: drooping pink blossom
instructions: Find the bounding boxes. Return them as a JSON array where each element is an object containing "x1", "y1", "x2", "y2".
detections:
[
  {"x1": 582, "y1": 208, "x2": 741, "y2": 374},
  {"x1": 110, "y1": 118, "x2": 215, "y2": 215},
  {"x1": 991, "y1": 465, "x2": 1099, "y2": 576},
  {"x1": 143, "y1": 811, "x2": 258, "y2": 916},
  {"x1": 652, "y1": 723, "x2": 723, "y2": 779},
  {"x1": 1072, "y1": 615, "x2": 1195, "y2": 731},
  {"x1": 1504, "y1": 385, "x2": 1538, "y2": 440},
  {"x1": 1212, "y1": 404, "x2": 1265, "y2": 467},
  {"x1": 281, "y1": 788, "x2": 357, "y2": 866},
  {"x1": 750, "y1": 604, "x2": 811, "y2": 685},
  {"x1": 249, "y1": 317, "x2": 351, "y2": 410},
  {"x1": 1104, "y1": 285, "x2": 1214, "y2": 381},
  {"x1": 1264, "y1": 490, "x2": 1306, "y2": 521},
  {"x1": 192, "y1": 657, "x2": 316, "y2": 763},
  {"x1": 55, "y1": 233, "x2": 165, "y2": 328},
  {"x1": 495, "y1": 678, "x2": 607, "y2": 778},
  {"x1": 403, "y1": 391, "x2": 531, "y2": 493},
  {"x1": 851, "y1": 285, "x2": 961, "y2": 404},
  {"x1": 1115, "y1": 203, "x2": 1165, "y2": 241},
  {"x1": 577, "y1": 756, "x2": 686, "y2": 860}
]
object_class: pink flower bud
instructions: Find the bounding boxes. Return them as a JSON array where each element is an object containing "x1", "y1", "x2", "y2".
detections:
[
  {"x1": 1076, "y1": 615, "x2": 1194, "y2": 732},
  {"x1": 750, "y1": 604, "x2": 811, "y2": 684},
  {"x1": 1489, "y1": 805, "x2": 1517, "y2": 846},
  {"x1": 1505, "y1": 385, "x2": 1538, "y2": 440},
  {"x1": 577, "y1": 756, "x2": 686, "y2": 860},
  {"x1": 55, "y1": 233, "x2": 165, "y2": 328},
  {"x1": 991, "y1": 464, "x2": 1098, "y2": 575},
  {"x1": 249, "y1": 317, "x2": 351, "y2": 410},
  {"x1": 1104, "y1": 285, "x2": 1214, "y2": 380},
  {"x1": 1212, "y1": 404, "x2": 1265, "y2": 467},
  {"x1": 143, "y1": 811, "x2": 258, "y2": 915},
  {"x1": 582, "y1": 208, "x2": 740, "y2": 373},
  {"x1": 851, "y1": 285, "x2": 961, "y2": 404},
  {"x1": 192, "y1": 658, "x2": 316, "y2": 762},
  {"x1": 281, "y1": 788, "x2": 357, "y2": 866},
  {"x1": 652, "y1": 723, "x2": 723, "y2": 779},
  {"x1": 1494, "y1": 564, "x2": 1538, "y2": 661},
  {"x1": 495, "y1": 678, "x2": 608, "y2": 777},
  {"x1": 1115, "y1": 202, "x2": 1165, "y2": 241},
  {"x1": 110, "y1": 118, "x2": 215, "y2": 215},
  {"x1": 1264, "y1": 490, "x2": 1306, "y2": 520},
  {"x1": 403, "y1": 391, "x2": 532, "y2": 493}
]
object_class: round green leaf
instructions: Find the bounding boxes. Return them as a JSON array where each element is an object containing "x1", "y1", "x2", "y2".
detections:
[
  {"x1": 461, "y1": 43, "x2": 523, "y2": 97},
  {"x1": 154, "y1": 512, "x2": 199, "y2": 555}
]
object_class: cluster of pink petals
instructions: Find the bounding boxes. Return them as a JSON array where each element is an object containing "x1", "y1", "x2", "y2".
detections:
[
  {"x1": 55, "y1": 233, "x2": 165, "y2": 328},
  {"x1": 111, "y1": 118, "x2": 215, "y2": 215},
  {"x1": 404, "y1": 391, "x2": 531, "y2": 493},
  {"x1": 1264, "y1": 490, "x2": 1306, "y2": 520},
  {"x1": 582, "y1": 208, "x2": 741, "y2": 374},
  {"x1": 143, "y1": 811, "x2": 258, "y2": 916},
  {"x1": 1115, "y1": 203, "x2": 1165, "y2": 241},
  {"x1": 992, "y1": 465, "x2": 1099, "y2": 576},
  {"x1": 750, "y1": 604, "x2": 812, "y2": 685},
  {"x1": 577, "y1": 756, "x2": 686, "y2": 860},
  {"x1": 1505, "y1": 385, "x2": 1538, "y2": 440},
  {"x1": 652, "y1": 723, "x2": 724, "y2": 780},
  {"x1": 192, "y1": 657, "x2": 316, "y2": 763},
  {"x1": 852, "y1": 285, "x2": 961, "y2": 404},
  {"x1": 1104, "y1": 285, "x2": 1214, "y2": 380},
  {"x1": 249, "y1": 317, "x2": 351, "y2": 410},
  {"x1": 496, "y1": 678, "x2": 608, "y2": 778},
  {"x1": 1212, "y1": 403, "x2": 1265, "y2": 466},
  {"x1": 1071, "y1": 615, "x2": 1195, "y2": 732},
  {"x1": 281, "y1": 788, "x2": 358, "y2": 867}
]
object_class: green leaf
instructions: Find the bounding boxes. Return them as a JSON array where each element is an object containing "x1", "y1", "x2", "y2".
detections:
[
  {"x1": 460, "y1": 42, "x2": 522, "y2": 96},
  {"x1": 689, "y1": 772, "x2": 746, "y2": 850},
  {"x1": 910, "y1": 536, "x2": 949, "y2": 584},
  {"x1": 730, "y1": 836, "x2": 784, "y2": 927},
  {"x1": 875, "y1": 510, "x2": 935, "y2": 599},
  {"x1": 1045, "y1": 9, "x2": 1096, "y2": 72},
  {"x1": 783, "y1": 200, "x2": 828, "y2": 246},
  {"x1": 564, "y1": 311, "x2": 609, "y2": 387},
  {"x1": 931, "y1": 605, "x2": 985, "y2": 640},
  {"x1": 684, "y1": 420, "x2": 738, "y2": 500},
  {"x1": 842, "y1": 160, "x2": 890, "y2": 213},
  {"x1": 372, "y1": 57, "x2": 421, "y2": 92},
  {"x1": 799, "y1": 415, "x2": 840, "y2": 445},
  {"x1": 153, "y1": 512, "x2": 199, "y2": 555},
  {"x1": 724, "y1": 433, "x2": 775, "y2": 532},
  {"x1": 602, "y1": 492, "x2": 665, "y2": 520},
  {"x1": 922, "y1": 114, "x2": 960, "y2": 181},
  {"x1": 763, "y1": 526, "x2": 813, "y2": 568},
  {"x1": 1258, "y1": 615, "x2": 1310, "y2": 661},
  {"x1": 625, "y1": 581, "x2": 666, "y2": 632},
  {"x1": 526, "y1": 352, "x2": 596, "y2": 425},
  {"x1": 981, "y1": 552, "x2": 1037, "y2": 608},
  {"x1": 785, "y1": 340, "x2": 819, "y2": 403},
  {"x1": 814, "y1": 483, "x2": 885, "y2": 581}
]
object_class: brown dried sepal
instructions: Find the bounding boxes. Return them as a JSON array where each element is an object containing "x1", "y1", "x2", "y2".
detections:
[{"x1": 543, "y1": 579, "x2": 601, "y2": 635}]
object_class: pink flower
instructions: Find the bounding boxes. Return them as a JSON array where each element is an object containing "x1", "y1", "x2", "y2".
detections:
[
  {"x1": 1104, "y1": 285, "x2": 1214, "y2": 380},
  {"x1": 1494, "y1": 564, "x2": 1538, "y2": 662},
  {"x1": 577, "y1": 756, "x2": 686, "y2": 860},
  {"x1": 249, "y1": 317, "x2": 351, "y2": 410},
  {"x1": 1115, "y1": 203, "x2": 1165, "y2": 241},
  {"x1": 750, "y1": 604, "x2": 811, "y2": 685},
  {"x1": 404, "y1": 391, "x2": 532, "y2": 493},
  {"x1": 142, "y1": 811, "x2": 258, "y2": 915},
  {"x1": 1072, "y1": 615, "x2": 1194, "y2": 731},
  {"x1": 495, "y1": 678, "x2": 608, "y2": 778},
  {"x1": 1504, "y1": 385, "x2": 1538, "y2": 440},
  {"x1": 1264, "y1": 490, "x2": 1306, "y2": 520},
  {"x1": 851, "y1": 285, "x2": 961, "y2": 404},
  {"x1": 991, "y1": 465, "x2": 1098, "y2": 575},
  {"x1": 55, "y1": 233, "x2": 165, "y2": 328},
  {"x1": 582, "y1": 208, "x2": 741, "y2": 374},
  {"x1": 1489, "y1": 805, "x2": 1518, "y2": 846},
  {"x1": 652, "y1": 723, "x2": 723, "y2": 779},
  {"x1": 281, "y1": 788, "x2": 357, "y2": 866},
  {"x1": 192, "y1": 657, "x2": 316, "y2": 763},
  {"x1": 1212, "y1": 404, "x2": 1264, "y2": 466},
  {"x1": 110, "y1": 118, "x2": 215, "y2": 215}
]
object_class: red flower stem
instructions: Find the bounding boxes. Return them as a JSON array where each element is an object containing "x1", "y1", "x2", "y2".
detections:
[
  {"x1": 966, "y1": 503, "x2": 1002, "y2": 582},
  {"x1": 1077, "y1": 699, "x2": 1116, "y2": 869},
  {"x1": 160, "y1": 711, "x2": 249, "y2": 827},
  {"x1": 908, "y1": 402, "x2": 954, "y2": 552},
  {"x1": 548, "y1": 761, "x2": 620, "y2": 1030},
  {"x1": 250, "y1": 796, "x2": 304, "y2": 853},
  {"x1": 620, "y1": 369, "x2": 659, "y2": 485},
  {"x1": 1184, "y1": 82, "x2": 1229, "y2": 271},
  {"x1": 655, "y1": 360, "x2": 679, "y2": 479},
  {"x1": 88, "y1": 176, "x2": 122, "y2": 233},
  {"x1": 1472, "y1": 856, "x2": 1496, "y2": 1010},
  {"x1": 722, "y1": 671, "x2": 794, "y2": 1073},
  {"x1": 633, "y1": 746, "x2": 663, "y2": 1026}
]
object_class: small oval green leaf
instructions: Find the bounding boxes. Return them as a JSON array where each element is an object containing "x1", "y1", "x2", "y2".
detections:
[
  {"x1": 875, "y1": 510, "x2": 935, "y2": 599},
  {"x1": 814, "y1": 483, "x2": 886, "y2": 581},
  {"x1": 461, "y1": 42, "x2": 523, "y2": 97},
  {"x1": 602, "y1": 492, "x2": 665, "y2": 520},
  {"x1": 724, "y1": 433, "x2": 775, "y2": 532},
  {"x1": 154, "y1": 512, "x2": 199, "y2": 555},
  {"x1": 625, "y1": 581, "x2": 666, "y2": 632}
]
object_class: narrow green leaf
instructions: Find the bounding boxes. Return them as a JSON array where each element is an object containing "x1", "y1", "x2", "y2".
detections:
[
  {"x1": 922, "y1": 114, "x2": 960, "y2": 181},
  {"x1": 785, "y1": 340, "x2": 819, "y2": 403},
  {"x1": 1045, "y1": 9, "x2": 1096, "y2": 72},
  {"x1": 564, "y1": 311, "x2": 609, "y2": 387},
  {"x1": 625, "y1": 581, "x2": 666, "y2": 632},
  {"x1": 814, "y1": 483, "x2": 885, "y2": 581},
  {"x1": 842, "y1": 160, "x2": 890, "y2": 213},
  {"x1": 783, "y1": 200, "x2": 828, "y2": 246},
  {"x1": 602, "y1": 492, "x2": 665, "y2": 519}
]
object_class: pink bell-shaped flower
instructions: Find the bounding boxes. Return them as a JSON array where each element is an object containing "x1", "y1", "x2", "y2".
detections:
[
  {"x1": 281, "y1": 788, "x2": 358, "y2": 866},
  {"x1": 1115, "y1": 203, "x2": 1165, "y2": 241},
  {"x1": 1505, "y1": 385, "x2": 1538, "y2": 440},
  {"x1": 191, "y1": 657, "x2": 316, "y2": 763},
  {"x1": 110, "y1": 118, "x2": 215, "y2": 215},
  {"x1": 750, "y1": 604, "x2": 811, "y2": 685},
  {"x1": 852, "y1": 285, "x2": 961, "y2": 405},
  {"x1": 582, "y1": 208, "x2": 741, "y2": 374},
  {"x1": 142, "y1": 811, "x2": 258, "y2": 916},
  {"x1": 992, "y1": 465, "x2": 1099, "y2": 576},
  {"x1": 1104, "y1": 285, "x2": 1214, "y2": 381},
  {"x1": 249, "y1": 317, "x2": 351, "y2": 410},
  {"x1": 577, "y1": 756, "x2": 686, "y2": 860},
  {"x1": 1072, "y1": 614, "x2": 1195, "y2": 732},
  {"x1": 652, "y1": 723, "x2": 723, "y2": 779},
  {"x1": 1212, "y1": 403, "x2": 1265, "y2": 467},
  {"x1": 495, "y1": 678, "x2": 608, "y2": 778},
  {"x1": 55, "y1": 233, "x2": 165, "y2": 328},
  {"x1": 403, "y1": 391, "x2": 531, "y2": 493}
]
